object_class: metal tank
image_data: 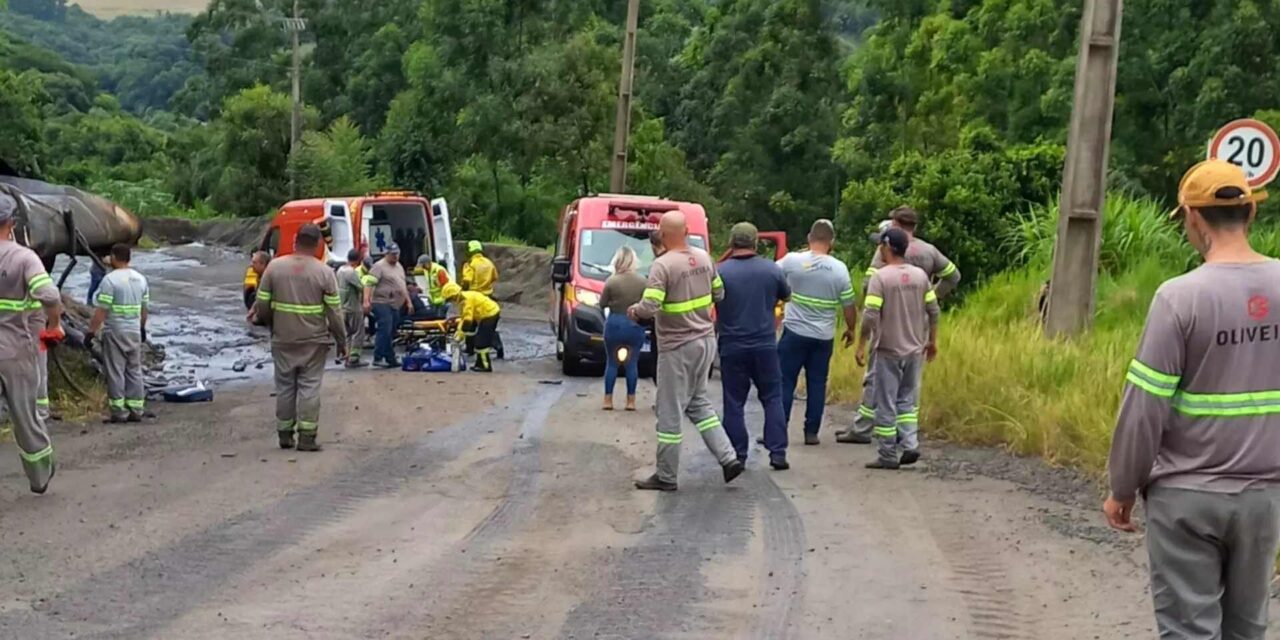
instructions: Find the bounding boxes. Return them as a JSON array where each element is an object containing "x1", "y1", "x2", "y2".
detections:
[{"x1": 0, "y1": 176, "x2": 143, "y2": 265}]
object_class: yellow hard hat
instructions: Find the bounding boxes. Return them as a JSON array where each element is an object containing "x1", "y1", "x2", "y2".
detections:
[{"x1": 442, "y1": 282, "x2": 462, "y2": 299}]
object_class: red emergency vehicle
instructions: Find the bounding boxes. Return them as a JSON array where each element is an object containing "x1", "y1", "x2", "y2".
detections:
[{"x1": 550, "y1": 195, "x2": 710, "y2": 376}]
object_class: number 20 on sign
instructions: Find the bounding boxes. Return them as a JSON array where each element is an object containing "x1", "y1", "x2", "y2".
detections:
[{"x1": 1209, "y1": 118, "x2": 1280, "y2": 188}]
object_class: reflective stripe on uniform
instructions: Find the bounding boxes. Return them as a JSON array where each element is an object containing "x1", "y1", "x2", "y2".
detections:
[
  {"x1": 896, "y1": 412, "x2": 918, "y2": 425},
  {"x1": 110, "y1": 304, "x2": 143, "y2": 317},
  {"x1": 361, "y1": 275, "x2": 379, "y2": 287},
  {"x1": 97, "y1": 293, "x2": 114, "y2": 305},
  {"x1": 1126, "y1": 359, "x2": 1180, "y2": 399},
  {"x1": 19, "y1": 444, "x2": 52, "y2": 463},
  {"x1": 297, "y1": 420, "x2": 318, "y2": 433},
  {"x1": 657, "y1": 432, "x2": 683, "y2": 444},
  {"x1": 257, "y1": 289, "x2": 272, "y2": 301},
  {"x1": 0, "y1": 299, "x2": 29, "y2": 312},
  {"x1": 938, "y1": 262, "x2": 958, "y2": 277},
  {"x1": 840, "y1": 288, "x2": 856, "y2": 304},
  {"x1": 695, "y1": 416, "x2": 721, "y2": 432},
  {"x1": 865, "y1": 267, "x2": 878, "y2": 277},
  {"x1": 643, "y1": 288, "x2": 666, "y2": 303},
  {"x1": 858, "y1": 404, "x2": 875, "y2": 418},
  {"x1": 271, "y1": 302, "x2": 325, "y2": 315},
  {"x1": 1171, "y1": 389, "x2": 1280, "y2": 417},
  {"x1": 925, "y1": 290, "x2": 938, "y2": 304},
  {"x1": 36, "y1": 398, "x2": 49, "y2": 407},
  {"x1": 125, "y1": 399, "x2": 145, "y2": 409},
  {"x1": 109, "y1": 398, "x2": 126, "y2": 409},
  {"x1": 323, "y1": 294, "x2": 341, "y2": 308},
  {"x1": 791, "y1": 292, "x2": 841, "y2": 310},
  {"x1": 278, "y1": 420, "x2": 296, "y2": 432},
  {"x1": 864, "y1": 295, "x2": 884, "y2": 310},
  {"x1": 662, "y1": 294, "x2": 713, "y2": 314},
  {"x1": 873, "y1": 426, "x2": 897, "y2": 438},
  {"x1": 711, "y1": 275, "x2": 724, "y2": 290},
  {"x1": 28, "y1": 274, "x2": 53, "y2": 292}
]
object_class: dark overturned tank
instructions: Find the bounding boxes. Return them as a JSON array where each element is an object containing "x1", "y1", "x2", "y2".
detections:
[{"x1": 0, "y1": 175, "x2": 143, "y2": 268}]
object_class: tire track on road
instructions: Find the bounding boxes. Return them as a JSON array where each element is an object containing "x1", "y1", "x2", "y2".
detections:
[
  {"x1": 557, "y1": 454, "x2": 805, "y2": 640},
  {"x1": 0, "y1": 386, "x2": 556, "y2": 640}
]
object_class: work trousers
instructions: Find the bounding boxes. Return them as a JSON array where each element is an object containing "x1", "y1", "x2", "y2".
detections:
[
  {"x1": 655, "y1": 335, "x2": 736, "y2": 484},
  {"x1": 872, "y1": 352, "x2": 922, "y2": 463},
  {"x1": 473, "y1": 315, "x2": 500, "y2": 368},
  {"x1": 103, "y1": 331, "x2": 145, "y2": 420},
  {"x1": 273, "y1": 342, "x2": 330, "y2": 436},
  {"x1": 604, "y1": 312, "x2": 645, "y2": 397},
  {"x1": 1, "y1": 354, "x2": 53, "y2": 491},
  {"x1": 850, "y1": 352, "x2": 877, "y2": 439},
  {"x1": 1145, "y1": 486, "x2": 1280, "y2": 640},
  {"x1": 721, "y1": 347, "x2": 787, "y2": 462},
  {"x1": 36, "y1": 347, "x2": 49, "y2": 422},
  {"x1": 778, "y1": 329, "x2": 833, "y2": 436},
  {"x1": 343, "y1": 308, "x2": 365, "y2": 360},
  {"x1": 372, "y1": 303, "x2": 400, "y2": 363}
]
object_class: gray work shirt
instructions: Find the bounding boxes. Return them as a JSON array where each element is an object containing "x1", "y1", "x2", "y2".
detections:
[
  {"x1": 95, "y1": 267, "x2": 149, "y2": 336},
  {"x1": 777, "y1": 251, "x2": 855, "y2": 341},
  {"x1": 0, "y1": 240, "x2": 60, "y2": 360},
  {"x1": 863, "y1": 263, "x2": 939, "y2": 358},
  {"x1": 866, "y1": 236, "x2": 960, "y2": 300},
  {"x1": 1110, "y1": 260, "x2": 1280, "y2": 501}
]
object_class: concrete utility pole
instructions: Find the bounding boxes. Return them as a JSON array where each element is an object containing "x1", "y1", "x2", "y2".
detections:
[
  {"x1": 288, "y1": 0, "x2": 305, "y2": 198},
  {"x1": 1044, "y1": 0, "x2": 1124, "y2": 337},
  {"x1": 609, "y1": 0, "x2": 641, "y2": 193}
]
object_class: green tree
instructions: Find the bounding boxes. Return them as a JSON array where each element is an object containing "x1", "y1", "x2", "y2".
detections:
[
  {"x1": 290, "y1": 116, "x2": 380, "y2": 197},
  {"x1": 207, "y1": 85, "x2": 318, "y2": 216},
  {"x1": 0, "y1": 68, "x2": 48, "y2": 176}
]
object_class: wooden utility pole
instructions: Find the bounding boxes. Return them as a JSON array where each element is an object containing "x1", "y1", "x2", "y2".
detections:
[
  {"x1": 609, "y1": 0, "x2": 640, "y2": 193},
  {"x1": 288, "y1": 0, "x2": 304, "y2": 198},
  {"x1": 1044, "y1": 0, "x2": 1124, "y2": 337}
]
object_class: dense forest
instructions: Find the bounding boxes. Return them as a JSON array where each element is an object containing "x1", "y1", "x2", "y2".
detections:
[{"x1": 3, "y1": 0, "x2": 1280, "y2": 291}]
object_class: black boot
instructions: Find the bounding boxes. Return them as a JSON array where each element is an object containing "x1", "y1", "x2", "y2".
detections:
[
  {"x1": 472, "y1": 352, "x2": 492, "y2": 373},
  {"x1": 634, "y1": 474, "x2": 677, "y2": 491},
  {"x1": 722, "y1": 459, "x2": 746, "y2": 483},
  {"x1": 278, "y1": 430, "x2": 296, "y2": 450},
  {"x1": 297, "y1": 432, "x2": 323, "y2": 452},
  {"x1": 900, "y1": 450, "x2": 921, "y2": 466},
  {"x1": 836, "y1": 430, "x2": 872, "y2": 444},
  {"x1": 30, "y1": 461, "x2": 55, "y2": 495},
  {"x1": 865, "y1": 458, "x2": 900, "y2": 470}
]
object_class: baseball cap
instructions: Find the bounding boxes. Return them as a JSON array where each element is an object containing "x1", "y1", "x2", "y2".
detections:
[
  {"x1": 868, "y1": 219, "x2": 893, "y2": 244},
  {"x1": 881, "y1": 227, "x2": 910, "y2": 256},
  {"x1": 1172, "y1": 159, "x2": 1269, "y2": 218},
  {"x1": 0, "y1": 193, "x2": 15, "y2": 223},
  {"x1": 386, "y1": 242, "x2": 401, "y2": 255},
  {"x1": 729, "y1": 222, "x2": 758, "y2": 249},
  {"x1": 417, "y1": 254, "x2": 432, "y2": 266}
]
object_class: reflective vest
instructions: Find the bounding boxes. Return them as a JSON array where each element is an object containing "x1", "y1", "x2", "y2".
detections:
[{"x1": 416, "y1": 263, "x2": 450, "y2": 305}]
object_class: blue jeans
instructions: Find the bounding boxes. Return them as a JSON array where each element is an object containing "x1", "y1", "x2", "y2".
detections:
[
  {"x1": 372, "y1": 303, "x2": 401, "y2": 363},
  {"x1": 604, "y1": 313, "x2": 646, "y2": 396},
  {"x1": 721, "y1": 346, "x2": 787, "y2": 461},
  {"x1": 778, "y1": 329, "x2": 834, "y2": 436}
]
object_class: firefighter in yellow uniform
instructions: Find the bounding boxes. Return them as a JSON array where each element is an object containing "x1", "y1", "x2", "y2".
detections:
[
  {"x1": 442, "y1": 282, "x2": 500, "y2": 372},
  {"x1": 461, "y1": 241, "x2": 498, "y2": 296}
]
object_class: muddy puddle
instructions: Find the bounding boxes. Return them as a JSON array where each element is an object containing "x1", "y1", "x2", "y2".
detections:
[{"x1": 52, "y1": 244, "x2": 554, "y2": 389}]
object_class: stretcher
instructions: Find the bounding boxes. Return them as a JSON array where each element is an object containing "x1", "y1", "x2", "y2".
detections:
[{"x1": 394, "y1": 317, "x2": 505, "y2": 359}]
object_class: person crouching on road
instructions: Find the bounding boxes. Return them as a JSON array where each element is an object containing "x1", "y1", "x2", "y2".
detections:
[
  {"x1": 628, "y1": 211, "x2": 744, "y2": 491},
  {"x1": 1105, "y1": 160, "x2": 1280, "y2": 640},
  {"x1": 717, "y1": 222, "x2": 792, "y2": 470},
  {"x1": 414, "y1": 255, "x2": 451, "y2": 320},
  {"x1": 776, "y1": 219, "x2": 858, "y2": 446},
  {"x1": 0, "y1": 194, "x2": 64, "y2": 493},
  {"x1": 252, "y1": 224, "x2": 346, "y2": 452},
  {"x1": 336, "y1": 249, "x2": 368, "y2": 368},
  {"x1": 856, "y1": 228, "x2": 938, "y2": 470},
  {"x1": 442, "y1": 282, "x2": 500, "y2": 372},
  {"x1": 599, "y1": 245, "x2": 647, "y2": 411},
  {"x1": 87, "y1": 244, "x2": 150, "y2": 424},
  {"x1": 363, "y1": 243, "x2": 411, "y2": 368}
]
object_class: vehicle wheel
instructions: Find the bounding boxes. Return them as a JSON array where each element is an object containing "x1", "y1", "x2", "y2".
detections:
[
  {"x1": 556, "y1": 322, "x2": 566, "y2": 361},
  {"x1": 562, "y1": 343, "x2": 592, "y2": 377}
]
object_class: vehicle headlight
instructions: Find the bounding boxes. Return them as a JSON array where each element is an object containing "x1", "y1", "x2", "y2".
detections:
[{"x1": 576, "y1": 288, "x2": 600, "y2": 307}]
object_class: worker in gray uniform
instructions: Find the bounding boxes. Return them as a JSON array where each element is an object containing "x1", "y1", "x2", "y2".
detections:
[
  {"x1": 856, "y1": 228, "x2": 939, "y2": 469},
  {"x1": 253, "y1": 224, "x2": 346, "y2": 452},
  {"x1": 839, "y1": 206, "x2": 959, "y2": 444},
  {"x1": 629, "y1": 210, "x2": 745, "y2": 491},
  {"x1": 1105, "y1": 160, "x2": 1280, "y2": 640},
  {"x1": 336, "y1": 249, "x2": 368, "y2": 368},
  {"x1": 0, "y1": 194, "x2": 64, "y2": 493},
  {"x1": 87, "y1": 244, "x2": 149, "y2": 423}
]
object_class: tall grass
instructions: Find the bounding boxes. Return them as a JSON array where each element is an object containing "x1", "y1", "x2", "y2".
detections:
[{"x1": 829, "y1": 193, "x2": 1280, "y2": 475}]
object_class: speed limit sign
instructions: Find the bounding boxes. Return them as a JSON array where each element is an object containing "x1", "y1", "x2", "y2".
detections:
[{"x1": 1209, "y1": 118, "x2": 1280, "y2": 188}]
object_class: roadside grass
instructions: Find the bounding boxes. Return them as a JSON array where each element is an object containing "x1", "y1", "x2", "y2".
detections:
[{"x1": 828, "y1": 193, "x2": 1280, "y2": 477}]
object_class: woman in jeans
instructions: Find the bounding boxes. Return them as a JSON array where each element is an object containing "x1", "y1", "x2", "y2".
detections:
[{"x1": 598, "y1": 246, "x2": 647, "y2": 411}]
